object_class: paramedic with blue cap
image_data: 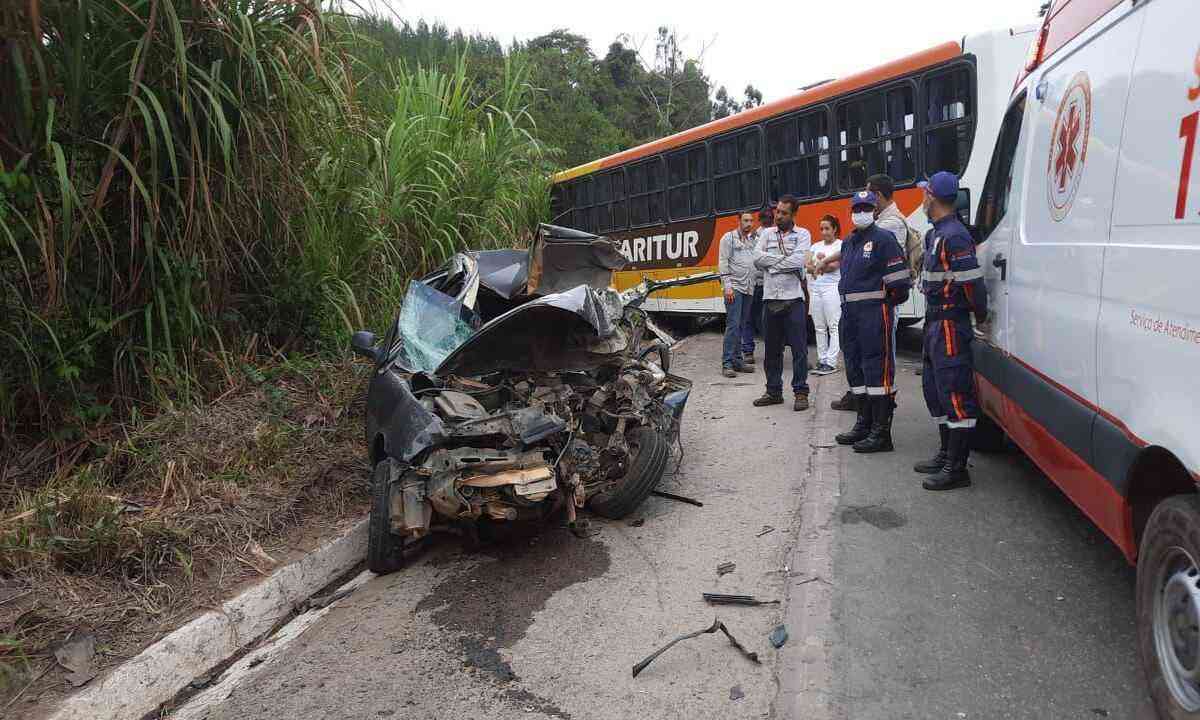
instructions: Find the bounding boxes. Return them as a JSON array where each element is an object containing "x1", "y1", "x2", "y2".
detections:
[
  {"x1": 913, "y1": 171, "x2": 989, "y2": 491},
  {"x1": 834, "y1": 190, "x2": 911, "y2": 453}
]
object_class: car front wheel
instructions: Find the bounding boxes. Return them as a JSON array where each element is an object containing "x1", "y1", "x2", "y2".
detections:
[
  {"x1": 367, "y1": 458, "x2": 405, "y2": 575},
  {"x1": 1138, "y1": 494, "x2": 1200, "y2": 719}
]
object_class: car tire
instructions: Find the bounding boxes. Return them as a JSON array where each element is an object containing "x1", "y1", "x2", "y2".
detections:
[
  {"x1": 588, "y1": 426, "x2": 669, "y2": 520},
  {"x1": 1138, "y1": 495, "x2": 1200, "y2": 720},
  {"x1": 367, "y1": 459, "x2": 405, "y2": 575},
  {"x1": 970, "y1": 412, "x2": 1007, "y2": 453}
]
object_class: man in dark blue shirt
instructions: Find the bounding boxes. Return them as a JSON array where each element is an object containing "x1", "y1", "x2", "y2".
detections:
[
  {"x1": 835, "y1": 191, "x2": 911, "y2": 453},
  {"x1": 913, "y1": 172, "x2": 988, "y2": 491}
]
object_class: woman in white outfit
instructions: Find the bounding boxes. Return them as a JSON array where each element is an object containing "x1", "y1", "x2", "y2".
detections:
[{"x1": 807, "y1": 215, "x2": 842, "y2": 375}]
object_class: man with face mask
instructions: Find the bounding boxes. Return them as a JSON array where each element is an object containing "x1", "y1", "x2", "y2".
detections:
[
  {"x1": 834, "y1": 191, "x2": 911, "y2": 453},
  {"x1": 914, "y1": 172, "x2": 988, "y2": 491},
  {"x1": 751, "y1": 194, "x2": 812, "y2": 411}
]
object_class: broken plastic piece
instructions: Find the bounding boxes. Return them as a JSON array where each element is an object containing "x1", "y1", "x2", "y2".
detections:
[
  {"x1": 730, "y1": 685, "x2": 745, "y2": 701},
  {"x1": 769, "y1": 624, "x2": 789, "y2": 649},
  {"x1": 703, "y1": 593, "x2": 780, "y2": 607},
  {"x1": 756, "y1": 525, "x2": 775, "y2": 537},
  {"x1": 651, "y1": 490, "x2": 703, "y2": 507},
  {"x1": 716, "y1": 562, "x2": 736, "y2": 576},
  {"x1": 632, "y1": 619, "x2": 760, "y2": 677}
]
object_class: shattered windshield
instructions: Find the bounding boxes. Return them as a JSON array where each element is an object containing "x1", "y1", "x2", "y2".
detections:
[{"x1": 395, "y1": 281, "x2": 479, "y2": 374}]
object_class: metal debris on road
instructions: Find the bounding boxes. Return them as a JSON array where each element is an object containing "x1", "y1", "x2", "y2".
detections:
[
  {"x1": 651, "y1": 490, "x2": 703, "y2": 507},
  {"x1": 632, "y1": 619, "x2": 761, "y2": 677},
  {"x1": 716, "y1": 561, "x2": 736, "y2": 576},
  {"x1": 703, "y1": 593, "x2": 780, "y2": 606},
  {"x1": 730, "y1": 685, "x2": 745, "y2": 701},
  {"x1": 756, "y1": 525, "x2": 775, "y2": 537},
  {"x1": 768, "y1": 624, "x2": 789, "y2": 649}
]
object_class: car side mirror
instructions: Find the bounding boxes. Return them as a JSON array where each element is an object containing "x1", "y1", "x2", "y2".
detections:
[{"x1": 350, "y1": 330, "x2": 380, "y2": 363}]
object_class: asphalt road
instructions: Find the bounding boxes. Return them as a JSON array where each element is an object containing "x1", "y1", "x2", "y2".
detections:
[{"x1": 169, "y1": 327, "x2": 1158, "y2": 720}]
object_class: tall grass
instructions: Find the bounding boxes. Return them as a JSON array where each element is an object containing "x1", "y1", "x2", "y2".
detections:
[{"x1": 0, "y1": 3, "x2": 550, "y2": 456}]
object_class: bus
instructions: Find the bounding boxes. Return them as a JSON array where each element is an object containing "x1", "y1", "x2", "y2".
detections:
[{"x1": 550, "y1": 24, "x2": 1036, "y2": 323}]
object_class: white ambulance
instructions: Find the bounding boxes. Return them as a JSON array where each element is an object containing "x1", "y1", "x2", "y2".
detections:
[{"x1": 973, "y1": 0, "x2": 1200, "y2": 716}]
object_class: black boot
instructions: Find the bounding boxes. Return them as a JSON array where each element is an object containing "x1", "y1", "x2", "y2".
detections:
[
  {"x1": 835, "y1": 395, "x2": 872, "y2": 445},
  {"x1": 853, "y1": 396, "x2": 895, "y2": 453},
  {"x1": 914, "y1": 424, "x2": 949, "y2": 474},
  {"x1": 831, "y1": 390, "x2": 855, "y2": 411},
  {"x1": 923, "y1": 427, "x2": 972, "y2": 490}
]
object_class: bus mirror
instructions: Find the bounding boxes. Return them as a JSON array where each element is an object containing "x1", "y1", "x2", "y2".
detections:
[{"x1": 955, "y1": 188, "x2": 972, "y2": 226}]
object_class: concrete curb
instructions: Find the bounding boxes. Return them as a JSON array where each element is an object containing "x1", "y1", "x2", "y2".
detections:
[{"x1": 45, "y1": 518, "x2": 368, "y2": 720}]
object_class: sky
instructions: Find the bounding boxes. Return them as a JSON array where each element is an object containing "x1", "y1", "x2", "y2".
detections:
[{"x1": 361, "y1": 0, "x2": 1043, "y2": 102}]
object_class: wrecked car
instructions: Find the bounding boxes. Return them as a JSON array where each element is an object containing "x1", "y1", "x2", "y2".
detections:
[{"x1": 351, "y1": 225, "x2": 717, "y2": 574}]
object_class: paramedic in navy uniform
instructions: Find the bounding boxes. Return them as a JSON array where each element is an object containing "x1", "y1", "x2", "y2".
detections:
[
  {"x1": 834, "y1": 191, "x2": 911, "y2": 453},
  {"x1": 912, "y1": 171, "x2": 989, "y2": 491}
]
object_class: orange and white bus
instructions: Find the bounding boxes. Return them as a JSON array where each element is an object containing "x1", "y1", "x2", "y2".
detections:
[{"x1": 550, "y1": 24, "x2": 1035, "y2": 323}]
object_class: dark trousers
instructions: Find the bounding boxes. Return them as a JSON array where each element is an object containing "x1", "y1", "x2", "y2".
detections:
[
  {"x1": 741, "y1": 284, "x2": 763, "y2": 355},
  {"x1": 763, "y1": 298, "x2": 809, "y2": 397},
  {"x1": 722, "y1": 291, "x2": 754, "y2": 368},
  {"x1": 921, "y1": 312, "x2": 980, "y2": 428},
  {"x1": 841, "y1": 301, "x2": 896, "y2": 396}
]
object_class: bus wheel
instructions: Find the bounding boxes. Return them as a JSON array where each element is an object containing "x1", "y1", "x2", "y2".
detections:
[{"x1": 1137, "y1": 494, "x2": 1200, "y2": 719}]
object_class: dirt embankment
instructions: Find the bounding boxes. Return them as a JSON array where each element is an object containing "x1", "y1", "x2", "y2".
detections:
[{"x1": 0, "y1": 359, "x2": 373, "y2": 711}]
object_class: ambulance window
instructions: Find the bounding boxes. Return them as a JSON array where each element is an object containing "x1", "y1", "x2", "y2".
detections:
[
  {"x1": 836, "y1": 84, "x2": 917, "y2": 191},
  {"x1": 924, "y1": 66, "x2": 975, "y2": 176},
  {"x1": 976, "y1": 92, "x2": 1026, "y2": 241},
  {"x1": 714, "y1": 129, "x2": 763, "y2": 212},
  {"x1": 667, "y1": 144, "x2": 709, "y2": 220},
  {"x1": 767, "y1": 108, "x2": 831, "y2": 201},
  {"x1": 628, "y1": 158, "x2": 666, "y2": 227}
]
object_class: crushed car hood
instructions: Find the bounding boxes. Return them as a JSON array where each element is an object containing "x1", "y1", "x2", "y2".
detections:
[{"x1": 434, "y1": 284, "x2": 621, "y2": 377}]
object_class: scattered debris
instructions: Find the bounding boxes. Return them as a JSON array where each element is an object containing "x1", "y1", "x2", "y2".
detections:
[
  {"x1": 730, "y1": 685, "x2": 745, "y2": 701},
  {"x1": 769, "y1": 624, "x2": 789, "y2": 649},
  {"x1": 628, "y1": 518, "x2": 645, "y2": 527},
  {"x1": 756, "y1": 525, "x2": 775, "y2": 537},
  {"x1": 1056, "y1": 595, "x2": 1065, "y2": 602},
  {"x1": 1090, "y1": 709, "x2": 1109, "y2": 717},
  {"x1": 299, "y1": 583, "x2": 360, "y2": 613},
  {"x1": 53, "y1": 632, "x2": 98, "y2": 688},
  {"x1": 703, "y1": 593, "x2": 780, "y2": 607},
  {"x1": 189, "y1": 674, "x2": 214, "y2": 690},
  {"x1": 632, "y1": 619, "x2": 760, "y2": 677},
  {"x1": 716, "y1": 561, "x2": 736, "y2": 576},
  {"x1": 651, "y1": 490, "x2": 704, "y2": 507}
]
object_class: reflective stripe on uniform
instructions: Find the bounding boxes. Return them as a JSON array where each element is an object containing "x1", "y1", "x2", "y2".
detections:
[
  {"x1": 946, "y1": 418, "x2": 978, "y2": 429},
  {"x1": 922, "y1": 267, "x2": 984, "y2": 282},
  {"x1": 866, "y1": 386, "x2": 891, "y2": 396},
  {"x1": 882, "y1": 269, "x2": 910, "y2": 284},
  {"x1": 842, "y1": 290, "x2": 886, "y2": 302},
  {"x1": 850, "y1": 386, "x2": 867, "y2": 394},
  {"x1": 931, "y1": 415, "x2": 948, "y2": 424}
]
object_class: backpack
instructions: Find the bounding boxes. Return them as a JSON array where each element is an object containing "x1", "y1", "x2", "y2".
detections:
[{"x1": 899, "y1": 215, "x2": 924, "y2": 280}]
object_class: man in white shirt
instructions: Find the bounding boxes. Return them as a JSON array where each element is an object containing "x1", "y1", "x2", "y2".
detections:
[
  {"x1": 751, "y1": 195, "x2": 812, "y2": 411},
  {"x1": 717, "y1": 212, "x2": 760, "y2": 377}
]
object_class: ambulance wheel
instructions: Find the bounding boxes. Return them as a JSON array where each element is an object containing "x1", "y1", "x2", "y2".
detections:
[
  {"x1": 1138, "y1": 495, "x2": 1200, "y2": 719},
  {"x1": 367, "y1": 458, "x2": 405, "y2": 575},
  {"x1": 970, "y1": 412, "x2": 1007, "y2": 453}
]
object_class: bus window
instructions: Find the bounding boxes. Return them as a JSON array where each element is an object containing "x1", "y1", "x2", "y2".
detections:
[
  {"x1": 714, "y1": 129, "x2": 762, "y2": 212},
  {"x1": 837, "y1": 85, "x2": 917, "y2": 190},
  {"x1": 629, "y1": 157, "x2": 666, "y2": 227},
  {"x1": 573, "y1": 177, "x2": 594, "y2": 233},
  {"x1": 767, "y1": 109, "x2": 831, "y2": 201},
  {"x1": 551, "y1": 183, "x2": 571, "y2": 225},
  {"x1": 667, "y1": 145, "x2": 709, "y2": 220},
  {"x1": 594, "y1": 173, "x2": 612, "y2": 231},
  {"x1": 924, "y1": 65, "x2": 975, "y2": 176},
  {"x1": 976, "y1": 91, "x2": 1026, "y2": 241}
]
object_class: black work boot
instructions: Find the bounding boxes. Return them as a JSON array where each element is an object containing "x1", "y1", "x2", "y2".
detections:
[
  {"x1": 831, "y1": 390, "x2": 855, "y2": 411},
  {"x1": 914, "y1": 424, "x2": 949, "y2": 474},
  {"x1": 835, "y1": 395, "x2": 872, "y2": 445},
  {"x1": 923, "y1": 428, "x2": 972, "y2": 491},
  {"x1": 753, "y1": 393, "x2": 784, "y2": 407},
  {"x1": 853, "y1": 395, "x2": 895, "y2": 453}
]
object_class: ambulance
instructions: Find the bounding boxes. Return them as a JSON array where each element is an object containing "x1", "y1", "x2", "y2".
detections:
[{"x1": 972, "y1": 0, "x2": 1200, "y2": 715}]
